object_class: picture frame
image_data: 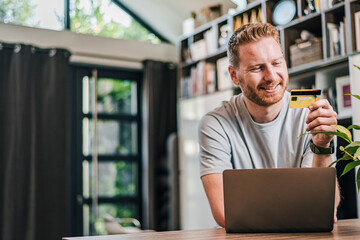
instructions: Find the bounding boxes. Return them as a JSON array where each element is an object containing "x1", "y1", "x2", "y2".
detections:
[
  {"x1": 216, "y1": 57, "x2": 234, "y2": 91},
  {"x1": 335, "y1": 75, "x2": 352, "y2": 118}
]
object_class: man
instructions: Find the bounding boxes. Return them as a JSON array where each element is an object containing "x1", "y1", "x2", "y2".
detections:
[{"x1": 198, "y1": 23, "x2": 339, "y2": 228}]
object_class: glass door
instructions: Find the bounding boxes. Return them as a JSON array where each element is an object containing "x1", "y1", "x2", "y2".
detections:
[{"x1": 70, "y1": 65, "x2": 142, "y2": 235}]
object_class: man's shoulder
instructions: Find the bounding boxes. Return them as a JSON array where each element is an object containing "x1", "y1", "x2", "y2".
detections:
[{"x1": 199, "y1": 94, "x2": 242, "y2": 129}]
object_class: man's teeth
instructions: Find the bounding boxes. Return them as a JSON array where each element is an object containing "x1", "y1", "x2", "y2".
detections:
[{"x1": 264, "y1": 85, "x2": 277, "y2": 90}]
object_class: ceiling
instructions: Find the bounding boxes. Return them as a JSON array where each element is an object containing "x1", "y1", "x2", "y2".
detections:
[{"x1": 117, "y1": 0, "x2": 237, "y2": 44}]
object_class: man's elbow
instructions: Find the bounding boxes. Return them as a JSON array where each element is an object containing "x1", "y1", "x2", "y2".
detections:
[{"x1": 213, "y1": 212, "x2": 225, "y2": 228}]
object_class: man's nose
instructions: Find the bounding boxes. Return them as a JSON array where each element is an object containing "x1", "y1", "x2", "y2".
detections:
[{"x1": 263, "y1": 66, "x2": 277, "y2": 81}]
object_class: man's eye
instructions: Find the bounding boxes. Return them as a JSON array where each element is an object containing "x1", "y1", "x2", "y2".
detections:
[
  {"x1": 250, "y1": 67, "x2": 262, "y2": 71},
  {"x1": 273, "y1": 61, "x2": 281, "y2": 66}
]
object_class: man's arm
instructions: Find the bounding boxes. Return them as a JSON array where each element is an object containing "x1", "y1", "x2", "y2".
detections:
[
  {"x1": 312, "y1": 153, "x2": 341, "y2": 221},
  {"x1": 201, "y1": 173, "x2": 225, "y2": 227},
  {"x1": 198, "y1": 114, "x2": 233, "y2": 228},
  {"x1": 306, "y1": 99, "x2": 340, "y2": 218}
]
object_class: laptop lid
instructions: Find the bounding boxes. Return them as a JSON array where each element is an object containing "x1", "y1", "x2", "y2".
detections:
[{"x1": 223, "y1": 168, "x2": 336, "y2": 233}]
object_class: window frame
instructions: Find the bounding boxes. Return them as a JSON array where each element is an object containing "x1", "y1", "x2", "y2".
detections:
[{"x1": 70, "y1": 63, "x2": 143, "y2": 236}]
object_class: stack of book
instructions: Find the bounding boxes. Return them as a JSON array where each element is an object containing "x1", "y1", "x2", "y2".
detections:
[{"x1": 180, "y1": 61, "x2": 216, "y2": 98}]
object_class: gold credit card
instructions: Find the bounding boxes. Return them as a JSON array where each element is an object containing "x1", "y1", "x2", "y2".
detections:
[{"x1": 289, "y1": 89, "x2": 321, "y2": 108}]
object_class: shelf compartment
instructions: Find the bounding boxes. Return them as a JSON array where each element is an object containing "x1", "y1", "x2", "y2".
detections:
[
  {"x1": 350, "y1": 0, "x2": 360, "y2": 53},
  {"x1": 180, "y1": 48, "x2": 227, "y2": 69},
  {"x1": 232, "y1": 4, "x2": 263, "y2": 31},
  {"x1": 282, "y1": 11, "x2": 321, "y2": 28},
  {"x1": 288, "y1": 55, "x2": 348, "y2": 76},
  {"x1": 180, "y1": 38, "x2": 191, "y2": 64},
  {"x1": 324, "y1": 4, "x2": 346, "y2": 58},
  {"x1": 218, "y1": 19, "x2": 231, "y2": 49},
  {"x1": 300, "y1": 0, "x2": 321, "y2": 18},
  {"x1": 323, "y1": 1, "x2": 345, "y2": 14},
  {"x1": 283, "y1": 14, "x2": 322, "y2": 68},
  {"x1": 288, "y1": 72, "x2": 316, "y2": 90}
]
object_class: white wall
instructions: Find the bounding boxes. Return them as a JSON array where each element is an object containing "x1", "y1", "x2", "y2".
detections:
[
  {"x1": 178, "y1": 90, "x2": 233, "y2": 229},
  {"x1": 0, "y1": 22, "x2": 177, "y2": 69}
]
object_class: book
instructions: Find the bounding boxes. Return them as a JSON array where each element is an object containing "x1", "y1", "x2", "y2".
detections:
[
  {"x1": 189, "y1": 66, "x2": 196, "y2": 97},
  {"x1": 327, "y1": 23, "x2": 340, "y2": 57},
  {"x1": 339, "y1": 21, "x2": 346, "y2": 55},
  {"x1": 314, "y1": 0, "x2": 320, "y2": 11},
  {"x1": 250, "y1": 9, "x2": 257, "y2": 23},
  {"x1": 205, "y1": 63, "x2": 216, "y2": 94},
  {"x1": 195, "y1": 61, "x2": 205, "y2": 96},
  {"x1": 242, "y1": 12, "x2": 249, "y2": 25},
  {"x1": 234, "y1": 15, "x2": 242, "y2": 31},
  {"x1": 355, "y1": 11, "x2": 360, "y2": 52},
  {"x1": 343, "y1": 16, "x2": 347, "y2": 54},
  {"x1": 257, "y1": 7, "x2": 262, "y2": 23}
]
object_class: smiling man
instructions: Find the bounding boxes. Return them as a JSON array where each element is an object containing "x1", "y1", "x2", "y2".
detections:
[{"x1": 198, "y1": 23, "x2": 339, "y2": 227}]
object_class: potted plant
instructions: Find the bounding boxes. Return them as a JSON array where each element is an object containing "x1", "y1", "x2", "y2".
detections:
[{"x1": 300, "y1": 65, "x2": 360, "y2": 190}]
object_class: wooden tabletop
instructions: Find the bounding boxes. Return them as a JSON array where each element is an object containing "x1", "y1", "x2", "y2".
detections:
[{"x1": 63, "y1": 218, "x2": 360, "y2": 240}]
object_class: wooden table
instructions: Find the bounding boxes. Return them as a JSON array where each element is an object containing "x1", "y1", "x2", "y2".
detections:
[{"x1": 63, "y1": 218, "x2": 360, "y2": 239}]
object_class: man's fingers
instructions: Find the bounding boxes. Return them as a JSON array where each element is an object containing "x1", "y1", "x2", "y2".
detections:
[
  {"x1": 306, "y1": 117, "x2": 337, "y2": 132},
  {"x1": 309, "y1": 99, "x2": 332, "y2": 110},
  {"x1": 306, "y1": 106, "x2": 337, "y2": 124}
]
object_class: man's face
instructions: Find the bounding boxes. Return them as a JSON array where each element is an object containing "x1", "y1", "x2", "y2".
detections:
[{"x1": 229, "y1": 37, "x2": 289, "y2": 107}]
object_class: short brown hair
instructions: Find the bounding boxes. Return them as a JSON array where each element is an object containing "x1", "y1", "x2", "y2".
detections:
[{"x1": 227, "y1": 23, "x2": 280, "y2": 68}]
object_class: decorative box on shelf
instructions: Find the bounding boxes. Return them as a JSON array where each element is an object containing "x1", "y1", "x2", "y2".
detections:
[
  {"x1": 190, "y1": 39, "x2": 208, "y2": 61},
  {"x1": 289, "y1": 38, "x2": 323, "y2": 67}
]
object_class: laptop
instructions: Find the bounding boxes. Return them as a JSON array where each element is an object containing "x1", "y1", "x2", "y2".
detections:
[{"x1": 223, "y1": 168, "x2": 336, "y2": 233}]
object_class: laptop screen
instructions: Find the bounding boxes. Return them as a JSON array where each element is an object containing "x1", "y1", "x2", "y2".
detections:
[{"x1": 223, "y1": 168, "x2": 336, "y2": 233}]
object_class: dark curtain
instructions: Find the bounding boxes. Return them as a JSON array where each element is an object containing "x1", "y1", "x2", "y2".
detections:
[
  {"x1": 143, "y1": 60, "x2": 178, "y2": 231},
  {"x1": 0, "y1": 43, "x2": 71, "y2": 240}
]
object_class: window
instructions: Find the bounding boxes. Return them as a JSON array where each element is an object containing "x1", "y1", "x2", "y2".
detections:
[
  {"x1": 71, "y1": 65, "x2": 142, "y2": 235},
  {"x1": 70, "y1": 0, "x2": 161, "y2": 43},
  {"x1": 0, "y1": 0, "x2": 64, "y2": 30},
  {"x1": 0, "y1": 0, "x2": 163, "y2": 43}
]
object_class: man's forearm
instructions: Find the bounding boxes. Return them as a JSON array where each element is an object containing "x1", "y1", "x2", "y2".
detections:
[
  {"x1": 312, "y1": 154, "x2": 333, "y2": 167},
  {"x1": 312, "y1": 154, "x2": 340, "y2": 218}
]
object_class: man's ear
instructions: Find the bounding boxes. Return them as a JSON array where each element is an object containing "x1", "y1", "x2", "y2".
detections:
[{"x1": 228, "y1": 65, "x2": 240, "y2": 86}]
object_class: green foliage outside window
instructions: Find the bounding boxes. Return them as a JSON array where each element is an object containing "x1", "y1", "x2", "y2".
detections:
[
  {"x1": 97, "y1": 78, "x2": 134, "y2": 114},
  {"x1": 1, "y1": 0, "x2": 161, "y2": 43},
  {"x1": 115, "y1": 161, "x2": 136, "y2": 196},
  {"x1": 85, "y1": 78, "x2": 140, "y2": 234},
  {"x1": 0, "y1": 0, "x2": 36, "y2": 26},
  {"x1": 70, "y1": 0, "x2": 161, "y2": 43}
]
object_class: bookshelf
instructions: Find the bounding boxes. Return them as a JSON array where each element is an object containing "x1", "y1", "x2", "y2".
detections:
[
  {"x1": 178, "y1": 0, "x2": 360, "y2": 99},
  {"x1": 178, "y1": 0, "x2": 360, "y2": 229}
]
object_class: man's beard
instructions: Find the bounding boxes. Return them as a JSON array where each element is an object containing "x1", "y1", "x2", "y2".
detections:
[{"x1": 240, "y1": 79, "x2": 288, "y2": 107}]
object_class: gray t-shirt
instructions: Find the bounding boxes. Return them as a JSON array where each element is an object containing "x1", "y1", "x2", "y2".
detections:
[{"x1": 198, "y1": 91, "x2": 317, "y2": 177}]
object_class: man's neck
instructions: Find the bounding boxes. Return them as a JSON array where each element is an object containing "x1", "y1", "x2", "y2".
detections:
[{"x1": 242, "y1": 97, "x2": 284, "y2": 123}]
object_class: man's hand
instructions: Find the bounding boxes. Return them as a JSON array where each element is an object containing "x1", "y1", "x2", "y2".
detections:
[{"x1": 306, "y1": 99, "x2": 337, "y2": 147}]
